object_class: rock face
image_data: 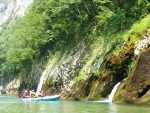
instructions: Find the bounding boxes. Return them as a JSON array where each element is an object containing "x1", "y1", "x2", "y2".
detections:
[
  {"x1": 124, "y1": 48, "x2": 150, "y2": 103},
  {"x1": 61, "y1": 44, "x2": 134, "y2": 101},
  {"x1": 0, "y1": 1, "x2": 13, "y2": 26},
  {"x1": 42, "y1": 43, "x2": 93, "y2": 95},
  {"x1": 61, "y1": 76, "x2": 95, "y2": 100},
  {"x1": 5, "y1": 79, "x2": 21, "y2": 94},
  {"x1": 134, "y1": 29, "x2": 150, "y2": 55},
  {"x1": 114, "y1": 29, "x2": 150, "y2": 104},
  {"x1": 0, "y1": 86, "x2": 6, "y2": 94},
  {"x1": 0, "y1": 0, "x2": 33, "y2": 31},
  {"x1": 114, "y1": 48, "x2": 150, "y2": 104}
]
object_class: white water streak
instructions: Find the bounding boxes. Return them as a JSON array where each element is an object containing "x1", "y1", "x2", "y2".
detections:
[
  {"x1": 36, "y1": 69, "x2": 47, "y2": 96},
  {"x1": 98, "y1": 82, "x2": 120, "y2": 103}
]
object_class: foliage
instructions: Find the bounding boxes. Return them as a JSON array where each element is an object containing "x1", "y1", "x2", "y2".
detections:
[
  {"x1": 123, "y1": 14, "x2": 150, "y2": 41},
  {"x1": 127, "y1": 58, "x2": 136, "y2": 76},
  {"x1": 0, "y1": 0, "x2": 149, "y2": 88},
  {"x1": 43, "y1": 77, "x2": 53, "y2": 88}
]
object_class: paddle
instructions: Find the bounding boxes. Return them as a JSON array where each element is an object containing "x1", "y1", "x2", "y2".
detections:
[{"x1": 18, "y1": 95, "x2": 23, "y2": 98}]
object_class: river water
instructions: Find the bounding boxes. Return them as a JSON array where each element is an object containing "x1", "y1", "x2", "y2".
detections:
[{"x1": 0, "y1": 94, "x2": 150, "y2": 113}]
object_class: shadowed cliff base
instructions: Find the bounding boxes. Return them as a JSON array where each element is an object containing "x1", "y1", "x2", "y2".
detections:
[{"x1": 114, "y1": 48, "x2": 150, "y2": 104}]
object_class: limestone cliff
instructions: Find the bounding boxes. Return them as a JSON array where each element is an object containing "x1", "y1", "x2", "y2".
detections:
[
  {"x1": 0, "y1": 0, "x2": 149, "y2": 105},
  {"x1": 60, "y1": 42, "x2": 134, "y2": 101},
  {"x1": 0, "y1": 0, "x2": 33, "y2": 31},
  {"x1": 114, "y1": 29, "x2": 150, "y2": 104},
  {"x1": 39, "y1": 29, "x2": 150, "y2": 103},
  {"x1": 114, "y1": 48, "x2": 150, "y2": 104}
]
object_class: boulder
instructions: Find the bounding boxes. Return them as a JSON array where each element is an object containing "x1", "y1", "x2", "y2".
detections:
[{"x1": 115, "y1": 48, "x2": 150, "y2": 104}]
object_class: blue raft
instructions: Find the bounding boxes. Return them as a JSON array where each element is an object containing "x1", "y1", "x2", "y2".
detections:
[{"x1": 22, "y1": 95, "x2": 60, "y2": 101}]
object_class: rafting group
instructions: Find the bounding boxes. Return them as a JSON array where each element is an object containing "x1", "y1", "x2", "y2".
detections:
[
  {"x1": 19, "y1": 90, "x2": 46, "y2": 98},
  {"x1": 18, "y1": 89, "x2": 60, "y2": 101}
]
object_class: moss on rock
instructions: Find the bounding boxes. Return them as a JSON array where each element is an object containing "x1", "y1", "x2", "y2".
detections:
[
  {"x1": 113, "y1": 79, "x2": 126, "y2": 103},
  {"x1": 123, "y1": 48, "x2": 150, "y2": 104},
  {"x1": 61, "y1": 42, "x2": 135, "y2": 101}
]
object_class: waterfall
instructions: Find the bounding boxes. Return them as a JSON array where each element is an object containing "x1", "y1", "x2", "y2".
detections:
[
  {"x1": 36, "y1": 69, "x2": 47, "y2": 96},
  {"x1": 86, "y1": 93, "x2": 90, "y2": 101},
  {"x1": 99, "y1": 82, "x2": 120, "y2": 103}
]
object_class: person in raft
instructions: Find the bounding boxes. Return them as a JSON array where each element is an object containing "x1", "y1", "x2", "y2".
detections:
[
  {"x1": 38, "y1": 90, "x2": 46, "y2": 97},
  {"x1": 30, "y1": 90, "x2": 37, "y2": 98},
  {"x1": 23, "y1": 90, "x2": 29, "y2": 98}
]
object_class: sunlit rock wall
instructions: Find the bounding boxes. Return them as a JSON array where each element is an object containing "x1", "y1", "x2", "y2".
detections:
[
  {"x1": 5, "y1": 79, "x2": 21, "y2": 94},
  {"x1": 14, "y1": 0, "x2": 33, "y2": 17},
  {"x1": 114, "y1": 29, "x2": 150, "y2": 104},
  {"x1": 42, "y1": 39, "x2": 134, "y2": 101},
  {"x1": 0, "y1": 0, "x2": 33, "y2": 30},
  {"x1": 43, "y1": 43, "x2": 93, "y2": 93},
  {"x1": 124, "y1": 48, "x2": 150, "y2": 103},
  {"x1": 41, "y1": 40, "x2": 107, "y2": 96},
  {"x1": 134, "y1": 29, "x2": 150, "y2": 55}
]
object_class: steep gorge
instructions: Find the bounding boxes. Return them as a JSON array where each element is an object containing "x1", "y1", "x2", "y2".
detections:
[{"x1": 0, "y1": 0, "x2": 150, "y2": 104}]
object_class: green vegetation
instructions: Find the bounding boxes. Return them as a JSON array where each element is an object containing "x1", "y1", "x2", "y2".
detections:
[
  {"x1": 0, "y1": 0, "x2": 149, "y2": 89},
  {"x1": 43, "y1": 77, "x2": 53, "y2": 88},
  {"x1": 123, "y1": 14, "x2": 150, "y2": 41}
]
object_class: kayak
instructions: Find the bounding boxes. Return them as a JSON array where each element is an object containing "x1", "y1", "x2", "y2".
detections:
[{"x1": 22, "y1": 95, "x2": 60, "y2": 101}]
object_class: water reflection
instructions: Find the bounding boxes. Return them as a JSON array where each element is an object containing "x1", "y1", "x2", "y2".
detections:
[
  {"x1": 1, "y1": 95, "x2": 150, "y2": 113},
  {"x1": 108, "y1": 103, "x2": 117, "y2": 113}
]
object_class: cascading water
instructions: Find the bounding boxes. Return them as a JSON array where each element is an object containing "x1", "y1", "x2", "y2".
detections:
[
  {"x1": 36, "y1": 69, "x2": 47, "y2": 96},
  {"x1": 99, "y1": 82, "x2": 121, "y2": 103}
]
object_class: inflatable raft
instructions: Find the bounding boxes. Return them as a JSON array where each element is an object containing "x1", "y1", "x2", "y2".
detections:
[{"x1": 22, "y1": 95, "x2": 60, "y2": 101}]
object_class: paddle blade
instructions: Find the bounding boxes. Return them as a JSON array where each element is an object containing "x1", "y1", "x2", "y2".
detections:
[{"x1": 18, "y1": 95, "x2": 22, "y2": 98}]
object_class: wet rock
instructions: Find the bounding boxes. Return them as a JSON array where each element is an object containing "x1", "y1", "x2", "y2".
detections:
[
  {"x1": 122, "y1": 48, "x2": 150, "y2": 104},
  {"x1": 114, "y1": 48, "x2": 150, "y2": 104},
  {"x1": 61, "y1": 43, "x2": 134, "y2": 101},
  {"x1": 61, "y1": 75, "x2": 94, "y2": 100},
  {"x1": 1, "y1": 89, "x2": 6, "y2": 94},
  {"x1": 5, "y1": 79, "x2": 20, "y2": 94},
  {"x1": 0, "y1": 86, "x2": 6, "y2": 94}
]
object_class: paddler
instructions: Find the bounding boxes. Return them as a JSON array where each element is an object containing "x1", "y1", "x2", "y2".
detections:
[{"x1": 29, "y1": 90, "x2": 37, "y2": 98}]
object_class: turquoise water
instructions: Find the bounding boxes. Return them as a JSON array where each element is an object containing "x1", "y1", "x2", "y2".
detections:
[{"x1": 0, "y1": 95, "x2": 150, "y2": 113}]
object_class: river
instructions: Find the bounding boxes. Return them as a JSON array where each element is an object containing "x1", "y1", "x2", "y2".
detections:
[{"x1": 0, "y1": 94, "x2": 150, "y2": 113}]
